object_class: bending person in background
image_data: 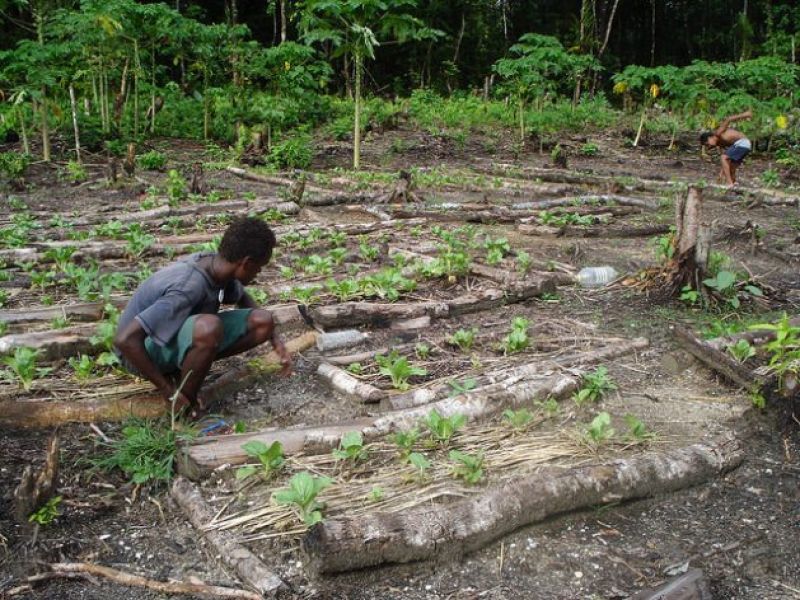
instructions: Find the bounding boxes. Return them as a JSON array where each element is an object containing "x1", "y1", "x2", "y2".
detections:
[
  {"x1": 114, "y1": 217, "x2": 292, "y2": 418},
  {"x1": 699, "y1": 109, "x2": 753, "y2": 188}
]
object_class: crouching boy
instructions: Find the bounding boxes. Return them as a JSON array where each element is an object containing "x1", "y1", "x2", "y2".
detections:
[{"x1": 114, "y1": 217, "x2": 292, "y2": 417}]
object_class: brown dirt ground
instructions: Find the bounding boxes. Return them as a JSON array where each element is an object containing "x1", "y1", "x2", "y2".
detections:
[{"x1": 1, "y1": 126, "x2": 799, "y2": 599}]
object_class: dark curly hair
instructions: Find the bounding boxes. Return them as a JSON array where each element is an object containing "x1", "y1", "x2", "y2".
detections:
[
  {"x1": 699, "y1": 131, "x2": 713, "y2": 145},
  {"x1": 218, "y1": 217, "x2": 276, "y2": 263}
]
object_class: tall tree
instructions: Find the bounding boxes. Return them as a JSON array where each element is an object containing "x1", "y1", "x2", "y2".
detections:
[{"x1": 298, "y1": 0, "x2": 440, "y2": 169}]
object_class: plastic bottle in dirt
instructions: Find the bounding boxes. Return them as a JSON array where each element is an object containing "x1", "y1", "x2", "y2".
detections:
[{"x1": 576, "y1": 266, "x2": 619, "y2": 288}]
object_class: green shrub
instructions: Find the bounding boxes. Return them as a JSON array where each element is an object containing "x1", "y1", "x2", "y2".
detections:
[
  {"x1": 138, "y1": 150, "x2": 168, "y2": 170},
  {"x1": 269, "y1": 133, "x2": 313, "y2": 169}
]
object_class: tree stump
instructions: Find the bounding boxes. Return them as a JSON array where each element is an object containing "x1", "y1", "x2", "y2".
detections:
[
  {"x1": 189, "y1": 161, "x2": 205, "y2": 195},
  {"x1": 666, "y1": 186, "x2": 710, "y2": 295},
  {"x1": 13, "y1": 432, "x2": 59, "y2": 523},
  {"x1": 289, "y1": 170, "x2": 306, "y2": 205},
  {"x1": 106, "y1": 156, "x2": 119, "y2": 185},
  {"x1": 378, "y1": 170, "x2": 422, "y2": 204},
  {"x1": 122, "y1": 143, "x2": 136, "y2": 179}
]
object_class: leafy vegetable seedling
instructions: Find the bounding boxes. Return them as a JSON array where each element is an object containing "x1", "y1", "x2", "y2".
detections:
[
  {"x1": 408, "y1": 452, "x2": 432, "y2": 482},
  {"x1": 500, "y1": 316, "x2": 531, "y2": 354},
  {"x1": 503, "y1": 408, "x2": 534, "y2": 431},
  {"x1": 272, "y1": 471, "x2": 333, "y2": 526},
  {"x1": 393, "y1": 428, "x2": 420, "y2": 459},
  {"x1": 727, "y1": 339, "x2": 756, "y2": 363},
  {"x1": 449, "y1": 450, "x2": 485, "y2": 484},
  {"x1": 333, "y1": 431, "x2": 368, "y2": 463},
  {"x1": 1, "y1": 347, "x2": 52, "y2": 390},
  {"x1": 584, "y1": 412, "x2": 615, "y2": 446},
  {"x1": 236, "y1": 440, "x2": 285, "y2": 480},
  {"x1": 448, "y1": 328, "x2": 477, "y2": 351},
  {"x1": 573, "y1": 366, "x2": 617, "y2": 406},
  {"x1": 422, "y1": 409, "x2": 466, "y2": 446},
  {"x1": 376, "y1": 351, "x2": 427, "y2": 391},
  {"x1": 623, "y1": 414, "x2": 655, "y2": 442}
]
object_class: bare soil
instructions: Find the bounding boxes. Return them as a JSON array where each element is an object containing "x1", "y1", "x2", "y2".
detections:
[{"x1": 1, "y1": 126, "x2": 798, "y2": 599}]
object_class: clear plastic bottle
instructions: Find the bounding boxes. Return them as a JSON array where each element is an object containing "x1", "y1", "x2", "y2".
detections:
[{"x1": 576, "y1": 266, "x2": 619, "y2": 288}]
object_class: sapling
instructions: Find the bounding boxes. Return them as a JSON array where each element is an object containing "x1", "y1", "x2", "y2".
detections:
[
  {"x1": 236, "y1": 440, "x2": 285, "y2": 480},
  {"x1": 500, "y1": 316, "x2": 531, "y2": 354},
  {"x1": 727, "y1": 339, "x2": 756, "y2": 363},
  {"x1": 368, "y1": 486, "x2": 385, "y2": 502},
  {"x1": 69, "y1": 354, "x2": 96, "y2": 381},
  {"x1": 415, "y1": 342, "x2": 431, "y2": 360},
  {"x1": 272, "y1": 471, "x2": 332, "y2": 526},
  {"x1": 28, "y1": 496, "x2": 61, "y2": 526},
  {"x1": 407, "y1": 452, "x2": 432, "y2": 482},
  {"x1": 516, "y1": 250, "x2": 533, "y2": 274},
  {"x1": 624, "y1": 414, "x2": 655, "y2": 442},
  {"x1": 346, "y1": 362, "x2": 363, "y2": 375},
  {"x1": 449, "y1": 450, "x2": 485, "y2": 484},
  {"x1": 448, "y1": 377, "x2": 477, "y2": 397},
  {"x1": 534, "y1": 396, "x2": 560, "y2": 417}
]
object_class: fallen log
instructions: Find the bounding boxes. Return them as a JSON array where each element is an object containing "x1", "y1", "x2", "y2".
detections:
[
  {"x1": 171, "y1": 477, "x2": 285, "y2": 597},
  {"x1": 518, "y1": 223, "x2": 671, "y2": 238},
  {"x1": 49, "y1": 561, "x2": 264, "y2": 600},
  {"x1": 674, "y1": 326, "x2": 770, "y2": 392},
  {"x1": 310, "y1": 300, "x2": 449, "y2": 328},
  {"x1": 0, "y1": 299, "x2": 127, "y2": 325},
  {"x1": 0, "y1": 331, "x2": 317, "y2": 428},
  {"x1": 302, "y1": 433, "x2": 743, "y2": 573},
  {"x1": 511, "y1": 194, "x2": 659, "y2": 211},
  {"x1": 317, "y1": 362, "x2": 387, "y2": 403},
  {"x1": 226, "y1": 166, "x2": 373, "y2": 206},
  {"x1": 0, "y1": 324, "x2": 97, "y2": 360}
]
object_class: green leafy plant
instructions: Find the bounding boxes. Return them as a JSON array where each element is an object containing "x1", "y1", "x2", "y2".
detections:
[
  {"x1": 43, "y1": 246, "x2": 76, "y2": 271},
  {"x1": 138, "y1": 150, "x2": 168, "y2": 170},
  {"x1": 484, "y1": 236, "x2": 511, "y2": 265},
  {"x1": 652, "y1": 230, "x2": 676, "y2": 262},
  {"x1": 624, "y1": 414, "x2": 655, "y2": 442},
  {"x1": 679, "y1": 285, "x2": 701, "y2": 306},
  {"x1": 236, "y1": 440, "x2": 285, "y2": 480},
  {"x1": 584, "y1": 411, "x2": 615, "y2": 445},
  {"x1": 269, "y1": 134, "x2": 313, "y2": 169},
  {"x1": 449, "y1": 450, "x2": 484, "y2": 484},
  {"x1": 346, "y1": 362, "x2": 363, "y2": 375},
  {"x1": 414, "y1": 342, "x2": 431, "y2": 360},
  {"x1": 65, "y1": 160, "x2": 87, "y2": 183},
  {"x1": 580, "y1": 142, "x2": 600, "y2": 156},
  {"x1": 166, "y1": 169, "x2": 187, "y2": 204},
  {"x1": 327, "y1": 278, "x2": 361, "y2": 302},
  {"x1": 291, "y1": 285, "x2": 322, "y2": 305},
  {"x1": 421, "y1": 409, "x2": 466, "y2": 446},
  {"x1": 573, "y1": 366, "x2": 617, "y2": 406},
  {"x1": 123, "y1": 226, "x2": 156, "y2": 259},
  {"x1": 376, "y1": 351, "x2": 427, "y2": 390},
  {"x1": 28, "y1": 495, "x2": 62, "y2": 526},
  {"x1": 333, "y1": 431, "x2": 368, "y2": 463},
  {"x1": 93, "y1": 419, "x2": 195, "y2": 485},
  {"x1": 503, "y1": 408, "x2": 534, "y2": 431},
  {"x1": 1, "y1": 347, "x2": 52, "y2": 390},
  {"x1": 393, "y1": 428, "x2": 420, "y2": 459},
  {"x1": 367, "y1": 485, "x2": 384, "y2": 502},
  {"x1": 272, "y1": 471, "x2": 332, "y2": 526},
  {"x1": 516, "y1": 250, "x2": 533, "y2": 274},
  {"x1": 534, "y1": 396, "x2": 560, "y2": 417},
  {"x1": 329, "y1": 247, "x2": 348, "y2": 265},
  {"x1": 447, "y1": 377, "x2": 477, "y2": 397},
  {"x1": 358, "y1": 240, "x2": 379, "y2": 262},
  {"x1": 728, "y1": 339, "x2": 756, "y2": 363},
  {"x1": 760, "y1": 168, "x2": 780, "y2": 188},
  {"x1": 448, "y1": 328, "x2": 476, "y2": 352},
  {"x1": 407, "y1": 451, "x2": 432, "y2": 481},
  {"x1": 69, "y1": 354, "x2": 96, "y2": 381},
  {"x1": 500, "y1": 316, "x2": 530, "y2": 354}
]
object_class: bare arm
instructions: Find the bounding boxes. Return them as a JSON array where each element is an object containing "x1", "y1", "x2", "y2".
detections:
[
  {"x1": 715, "y1": 109, "x2": 753, "y2": 136},
  {"x1": 114, "y1": 319, "x2": 182, "y2": 402}
]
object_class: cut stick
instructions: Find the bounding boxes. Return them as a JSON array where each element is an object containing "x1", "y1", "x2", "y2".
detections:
[
  {"x1": 0, "y1": 299, "x2": 127, "y2": 325},
  {"x1": 302, "y1": 433, "x2": 744, "y2": 573},
  {"x1": 171, "y1": 477, "x2": 285, "y2": 597},
  {"x1": 48, "y1": 561, "x2": 264, "y2": 600},
  {"x1": 317, "y1": 362, "x2": 386, "y2": 403},
  {"x1": 517, "y1": 223, "x2": 671, "y2": 238}
]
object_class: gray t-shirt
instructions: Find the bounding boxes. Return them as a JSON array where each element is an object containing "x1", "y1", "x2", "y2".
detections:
[{"x1": 116, "y1": 253, "x2": 244, "y2": 347}]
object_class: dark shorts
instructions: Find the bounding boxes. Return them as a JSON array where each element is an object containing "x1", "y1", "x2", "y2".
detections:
[
  {"x1": 725, "y1": 143, "x2": 750, "y2": 164},
  {"x1": 144, "y1": 309, "x2": 252, "y2": 374}
]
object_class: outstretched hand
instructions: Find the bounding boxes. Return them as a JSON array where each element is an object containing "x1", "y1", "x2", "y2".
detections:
[{"x1": 275, "y1": 342, "x2": 293, "y2": 377}]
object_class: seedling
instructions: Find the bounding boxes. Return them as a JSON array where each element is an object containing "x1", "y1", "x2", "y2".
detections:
[
  {"x1": 624, "y1": 414, "x2": 655, "y2": 442},
  {"x1": 422, "y1": 409, "x2": 466, "y2": 446},
  {"x1": 279, "y1": 266, "x2": 295, "y2": 279},
  {"x1": 272, "y1": 471, "x2": 332, "y2": 526},
  {"x1": 534, "y1": 396, "x2": 560, "y2": 417},
  {"x1": 500, "y1": 316, "x2": 530, "y2": 354},
  {"x1": 728, "y1": 339, "x2": 756, "y2": 363},
  {"x1": 236, "y1": 440, "x2": 285, "y2": 480},
  {"x1": 1, "y1": 347, "x2": 52, "y2": 390},
  {"x1": 415, "y1": 342, "x2": 431, "y2": 360},
  {"x1": 28, "y1": 496, "x2": 62, "y2": 526},
  {"x1": 327, "y1": 278, "x2": 361, "y2": 302},
  {"x1": 583, "y1": 412, "x2": 615, "y2": 445},
  {"x1": 328, "y1": 231, "x2": 347, "y2": 247},
  {"x1": 123, "y1": 226, "x2": 156, "y2": 259},
  {"x1": 680, "y1": 285, "x2": 701, "y2": 306},
  {"x1": 333, "y1": 431, "x2": 368, "y2": 463},
  {"x1": 448, "y1": 328, "x2": 477, "y2": 351},
  {"x1": 302, "y1": 254, "x2": 334, "y2": 276},
  {"x1": 448, "y1": 377, "x2": 477, "y2": 397},
  {"x1": 516, "y1": 250, "x2": 533, "y2": 274},
  {"x1": 359, "y1": 240, "x2": 379, "y2": 262},
  {"x1": 166, "y1": 169, "x2": 187, "y2": 204},
  {"x1": 449, "y1": 450, "x2": 485, "y2": 484},
  {"x1": 407, "y1": 452, "x2": 432, "y2": 482},
  {"x1": 573, "y1": 366, "x2": 617, "y2": 406},
  {"x1": 484, "y1": 236, "x2": 510, "y2": 265},
  {"x1": 69, "y1": 354, "x2": 96, "y2": 381},
  {"x1": 346, "y1": 362, "x2": 363, "y2": 375},
  {"x1": 292, "y1": 285, "x2": 322, "y2": 305},
  {"x1": 376, "y1": 351, "x2": 427, "y2": 391},
  {"x1": 393, "y1": 428, "x2": 420, "y2": 459},
  {"x1": 503, "y1": 408, "x2": 534, "y2": 430},
  {"x1": 580, "y1": 142, "x2": 600, "y2": 156},
  {"x1": 247, "y1": 288, "x2": 269, "y2": 305},
  {"x1": 43, "y1": 246, "x2": 76, "y2": 271},
  {"x1": 367, "y1": 486, "x2": 385, "y2": 502},
  {"x1": 329, "y1": 247, "x2": 348, "y2": 265}
]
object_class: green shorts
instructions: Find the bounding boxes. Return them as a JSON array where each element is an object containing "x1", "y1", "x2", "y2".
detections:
[{"x1": 144, "y1": 309, "x2": 252, "y2": 374}]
